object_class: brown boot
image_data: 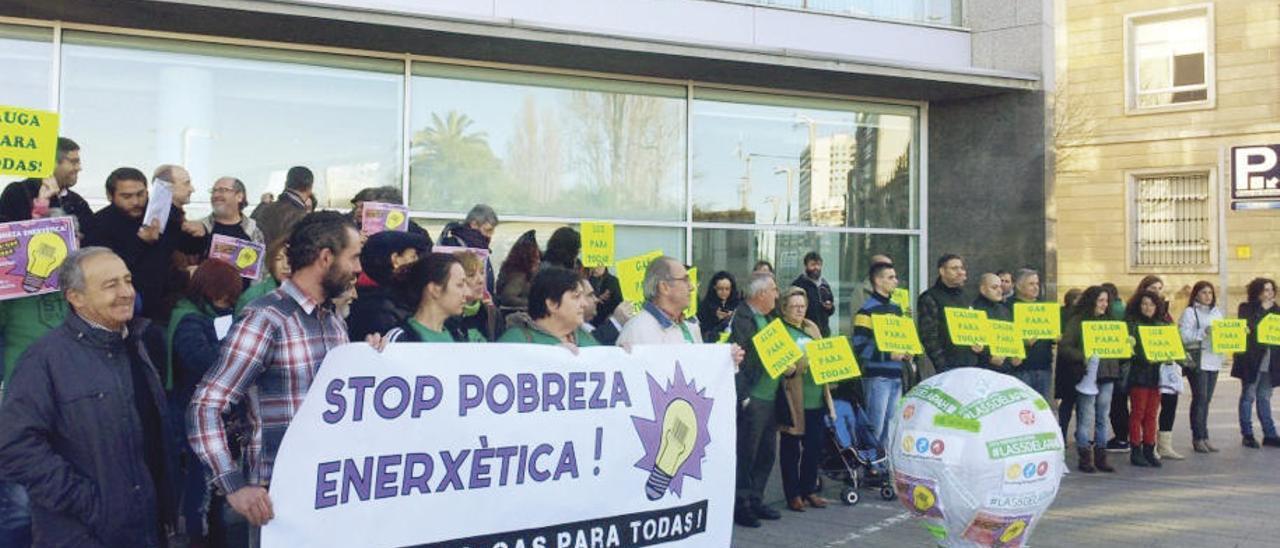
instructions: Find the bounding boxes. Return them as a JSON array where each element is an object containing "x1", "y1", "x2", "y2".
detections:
[
  {"x1": 787, "y1": 497, "x2": 806, "y2": 512},
  {"x1": 1077, "y1": 446, "x2": 1096, "y2": 473},
  {"x1": 1093, "y1": 446, "x2": 1115, "y2": 472}
]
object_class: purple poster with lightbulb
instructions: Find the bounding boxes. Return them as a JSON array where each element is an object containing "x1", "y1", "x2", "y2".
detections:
[
  {"x1": 261, "y1": 344, "x2": 736, "y2": 548},
  {"x1": 0, "y1": 216, "x2": 77, "y2": 301}
]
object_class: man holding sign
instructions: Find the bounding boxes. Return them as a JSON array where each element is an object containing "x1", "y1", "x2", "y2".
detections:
[
  {"x1": 191, "y1": 177, "x2": 264, "y2": 248},
  {"x1": 1010, "y1": 268, "x2": 1056, "y2": 401},
  {"x1": 917, "y1": 254, "x2": 979, "y2": 373},
  {"x1": 729, "y1": 272, "x2": 785, "y2": 528},
  {"x1": 851, "y1": 262, "x2": 911, "y2": 447},
  {"x1": 973, "y1": 273, "x2": 1018, "y2": 373}
]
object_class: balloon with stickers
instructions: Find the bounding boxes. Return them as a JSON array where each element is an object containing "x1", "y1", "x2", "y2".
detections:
[{"x1": 888, "y1": 368, "x2": 1064, "y2": 547}]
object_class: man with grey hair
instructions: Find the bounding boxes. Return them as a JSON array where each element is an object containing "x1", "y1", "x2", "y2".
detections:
[
  {"x1": 187, "y1": 176, "x2": 265, "y2": 250},
  {"x1": 618, "y1": 256, "x2": 701, "y2": 345},
  {"x1": 0, "y1": 247, "x2": 175, "y2": 547},
  {"x1": 440, "y1": 203, "x2": 499, "y2": 292},
  {"x1": 730, "y1": 271, "x2": 787, "y2": 528},
  {"x1": 1009, "y1": 267, "x2": 1055, "y2": 401}
]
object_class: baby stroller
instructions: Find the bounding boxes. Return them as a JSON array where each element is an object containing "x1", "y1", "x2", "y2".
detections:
[{"x1": 820, "y1": 398, "x2": 895, "y2": 506}]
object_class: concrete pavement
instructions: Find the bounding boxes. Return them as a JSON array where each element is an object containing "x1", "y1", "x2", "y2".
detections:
[{"x1": 732, "y1": 375, "x2": 1280, "y2": 547}]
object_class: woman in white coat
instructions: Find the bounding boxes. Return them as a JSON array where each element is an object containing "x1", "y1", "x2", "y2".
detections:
[{"x1": 1180, "y1": 281, "x2": 1225, "y2": 453}]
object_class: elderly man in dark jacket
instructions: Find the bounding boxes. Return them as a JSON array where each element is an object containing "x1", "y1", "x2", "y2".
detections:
[
  {"x1": 729, "y1": 272, "x2": 791, "y2": 529},
  {"x1": 0, "y1": 247, "x2": 175, "y2": 547},
  {"x1": 917, "y1": 254, "x2": 979, "y2": 373}
]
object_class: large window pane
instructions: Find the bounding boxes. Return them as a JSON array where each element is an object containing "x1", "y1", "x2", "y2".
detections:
[
  {"x1": 692, "y1": 227, "x2": 915, "y2": 334},
  {"x1": 60, "y1": 32, "x2": 403, "y2": 210},
  {"x1": 408, "y1": 64, "x2": 686, "y2": 221},
  {"x1": 691, "y1": 90, "x2": 918, "y2": 230},
  {"x1": 0, "y1": 25, "x2": 53, "y2": 110}
]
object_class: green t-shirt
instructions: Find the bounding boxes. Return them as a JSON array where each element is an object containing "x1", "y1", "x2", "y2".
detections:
[
  {"x1": 497, "y1": 325, "x2": 600, "y2": 347},
  {"x1": 784, "y1": 322, "x2": 824, "y2": 410},
  {"x1": 0, "y1": 293, "x2": 67, "y2": 383},
  {"x1": 407, "y1": 318, "x2": 456, "y2": 343}
]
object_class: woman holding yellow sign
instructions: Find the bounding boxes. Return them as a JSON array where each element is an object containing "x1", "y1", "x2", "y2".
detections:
[
  {"x1": 1125, "y1": 291, "x2": 1175, "y2": 467},
  {"x1": 1059, "y1": 286, "x2": 1123, "y2": 473},
  {"x1": 776, "y1": 288, "x2": 831, "y2": 513},
  {"x1": 1232, "y1": 277, "x2": 1280, "y2": 449},
  {"x1": 1179, "y1": 281, "x2": 1225, "y2": 453}
]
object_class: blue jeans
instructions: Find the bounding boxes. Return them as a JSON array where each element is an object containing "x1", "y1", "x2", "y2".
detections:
[
  {"x1": 864, "y1": 376, "x2": 903, "y2": 448},
  {"x1": 0, "y1": 480, "x2": 31, "y2": 548},
  {"x1": 1014, "y1": 369, "x2": 1052, "y2": 403},
  {"x1": 1239, "y1": 371, "x2": 1277, "y2": 438},
  {"x1": 1075, "y1": 381, "x2": 1114, "y2": 447}
]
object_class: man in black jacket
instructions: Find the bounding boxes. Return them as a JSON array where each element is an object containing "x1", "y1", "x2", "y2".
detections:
[
  {"x1": 0, "y1": 247, "x2": 175, "y2": 547},
  {"x1": 730, "y1": 272, "x2": 788, "y2": 528},
  {"x1": 917, "y1": 254, "x2": 980, "y2": 373},
  {"x1": 83, "y1": 166, "x2": 205, "y2": 322},
  {"x1": 0, "y1": 137, "x2": 92, "y2": 230},
  {"x1": 791, "y1": 251, "x2": 834, "y2": 337}
]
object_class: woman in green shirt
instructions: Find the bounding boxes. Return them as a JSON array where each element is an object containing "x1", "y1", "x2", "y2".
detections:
[
  {"x1": 498, "y1": 266, "x2": 598, "y2": 350},
  {"x1": 776, "y1": 287, "x2": 832, "y2": 512},
  {"x1": 385, "y1": 253, "x2": 471, "y2": 343}
]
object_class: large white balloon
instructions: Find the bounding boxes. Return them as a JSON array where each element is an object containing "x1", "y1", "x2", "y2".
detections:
[{"x1": 888, "y1": 368, "x2": 1064, "y2": 547}]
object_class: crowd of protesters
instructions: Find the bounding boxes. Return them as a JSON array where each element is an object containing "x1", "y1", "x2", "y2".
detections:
[{"x1": 0, "y1": 137, "x2": 1276, "y2": 546}]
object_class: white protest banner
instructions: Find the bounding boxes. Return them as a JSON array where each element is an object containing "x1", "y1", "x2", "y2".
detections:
[{"x1": 263, "y1": 343, "x2": 736, "y2": 548}]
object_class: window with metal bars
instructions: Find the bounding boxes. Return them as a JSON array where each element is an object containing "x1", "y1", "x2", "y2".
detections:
[{"x1": 1132, "y1": 172, "x2": 1213, "y2": 268}]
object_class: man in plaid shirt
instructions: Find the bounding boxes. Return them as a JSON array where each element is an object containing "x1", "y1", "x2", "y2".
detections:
[{"x1": 188, "y1": 211, "x2": 362, "y2": 533}]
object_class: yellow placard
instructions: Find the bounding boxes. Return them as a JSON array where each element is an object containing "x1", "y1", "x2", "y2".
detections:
[
  {"x1": 1211, "y1": 319, "x2": 1248, "y2": 353},
  {"x1": 1013, "y1": 302, "x2": 1060, "y2": 340},
  {"x1": 891, "y1": 288, "x2": 912, "y2": 315},
  {"x1": 615, "y1": 249, "x2": 663, "y2": 304},
  {"x1": 1082, "y1": 321, "x2": 1133, "y2": 359},
  {"x1": 871, "y1": 314, "x2": 924, "y2": 355},
  {"x1": 752, "y1": 318, "x2": 803, "y2": 379},
  {"x1": 986, "y1": 320, "x2": 1026, "y2": 359},
  {"x1": 805, "y1": 336, "x2": 861, "y2": 384},
  {"x1": 1259, "y1": 314, "x2": 1280, "y2": 346},
  {"x1": 580, "y1": 222, "x2": 615, "y2": 268},
  {"x1": 0, "y1": 106, "x2": 59, "y2": 178},
  {"x1": 945, "y1": 308, "x2": 989, "y2": 346},
  {"x1": 1138, "y1": 325, "x2": 1186, "y2": 361},
  {"x1": 683, "y1": 266, "x2": 698, "y2": 320}
]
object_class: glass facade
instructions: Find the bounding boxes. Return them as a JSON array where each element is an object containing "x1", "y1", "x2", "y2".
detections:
[
  {"x1": 692, "y1": 228, "x2": 915, "y2": 333},
  {"x1": 409, "y1": 65, "x2": 686, "y2": 221},
  {"x1": 691, "y1": 90, "x2": 918, "y2": 229},
  {"x1": 0, "y1": 24, "x2": 53, "y2": 110},
  {"x1": 58, "y1": 32, "x2": 403, "y2": 211},
  {"x1": 2, "y1": 21, "x2": 923, "y2": 336}
]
